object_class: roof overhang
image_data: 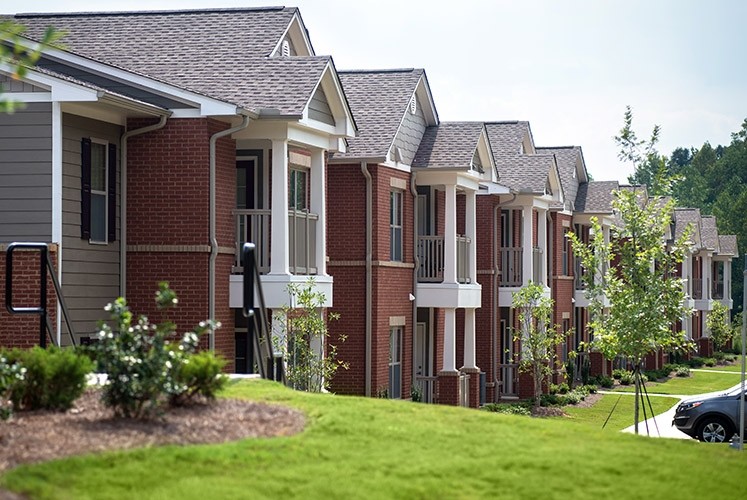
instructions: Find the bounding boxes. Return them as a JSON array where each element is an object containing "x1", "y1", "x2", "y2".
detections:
[{"x1": 300, "y1": 59, "x2": 357, "y2": 139}]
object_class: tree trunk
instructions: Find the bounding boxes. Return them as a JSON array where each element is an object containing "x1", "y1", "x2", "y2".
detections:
[
  {"x1": 534, "y1": 362, "x2": 542, "y2": 408},
  {"x1": 633, "y1": 363, "x2": 641, "y2": 435}
]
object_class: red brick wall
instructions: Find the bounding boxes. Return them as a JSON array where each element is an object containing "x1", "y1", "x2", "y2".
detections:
[
  {"x1": 326, "y1": 162, "x2": 414, "y2": 397},
  {"x1": 125, "y1": 118, "x2": 236, "y2": 371},
  {"x1": 475, "y1": 196, "x2": 498, "y2": 399},
  {"x1": 0, "y1": 246, "x2": 58, "y2": 348}
]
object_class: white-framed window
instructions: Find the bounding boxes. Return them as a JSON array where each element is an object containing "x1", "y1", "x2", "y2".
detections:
[
  {"x1": 390, "y1": 190, "x2": 403, "y2": 261},
  {"x1": 389, "y1": 326, "x2": 403, "y2": 399},
  {"x1": 81, "y1": 137, "x2": 115, "y2": 244},
  {"x1": 289, "y1": 167, "x2": 308, "y2": 211}
]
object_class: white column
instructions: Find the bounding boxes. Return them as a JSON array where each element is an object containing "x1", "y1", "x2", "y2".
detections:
[
  {"x1": 463, "y1": 308, "x2": 476, "y2": 369},
  {"x1": 682, "y1": 254, "x2": 691, "y2": 296},
  {"x1": 725, "y1": 260, "x2": 732, "y2": 300},
  {"x1": 465, "y1": 189, "x2": 477, "y2": 284},
  {"x1": 310, "y1": 148, "x2": 327, "y2": 276},
  {"x1": 522, "y1": 207, "x2": 533, "y2": 285},
  {"x1": 270, "y1": 139, "x2": 290, "y2": 275},
  {"x1": 702, "y1": 253, "x2": 711, "y2": 300},
  {"x1": 444, "y1": 184, "x2": 458, "y2": 284},
  {"x1": 443, "y1": 308, "x2": 457, "y2": 372},
  {"x1": 538, "y1": 208, "x2": 547, "y2": 285}
]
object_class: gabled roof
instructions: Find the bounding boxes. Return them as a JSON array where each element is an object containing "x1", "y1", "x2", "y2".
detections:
[
  {"x1": 700, "y1": 216, "x2": 720, "y2": 252},
  {"x1": 412, "y1": 122, "x2": 487, "y2": 170},
  {"x1": 484, "y1": 121, "x2": 533, "y2": 158},
  {"x1": 536, "y1": 146, "x2": 588, "y2": 210},
  {"x1": 718, "y1": 235, "x2": 739, "y2": 257},
  {"x1": 11, "y1": 8, "x2": 346, "y2": 117},
  {"x1": 575, "y1": 181, "x2": 619, "y2": 213},
  {"x1": 673, "y1": 208, "x2": 703, "y2": 248},
  {"x1": 331, "y1": 68, "x2": 432, "y2": 160},
  {"x1": 499, "y1": 155, "x2": 558, "y2": 194}
]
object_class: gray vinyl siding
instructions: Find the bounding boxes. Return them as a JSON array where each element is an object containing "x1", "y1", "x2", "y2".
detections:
[
  {"x1": 61, "y1": 113, "x2": 122, "y2": 337},
  {"x1": 0, "y1": 102, "x2": 52, "y2": 242},
  {"x1": 308, "y1": 86, "x2": 335, "y2": 125},
  {"x1": 391, "y1": 96, "x2": 427, "y2": 166},
  {"x1": 0, "y1": 74, "x2": 47, "y2": 93}
]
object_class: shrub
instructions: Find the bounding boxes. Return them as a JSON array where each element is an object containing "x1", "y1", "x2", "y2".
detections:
[
  {"x1": 549, "y1": 383, "x2": 570, "y2": 395},
  {"x1": 663, "y1": 363, "x2": 680, "y2": 374},
  {"x1": 612, "y1": 369, "x2": 626, "y2": 380},
  {"x1": 170, "y1": 350, "x2": 227, "y2": 406},
  {"x1": 619, "y1": 371, "x2": 634, "y2": 385},
  {"x1": 580, "y1": 384, "x2": 598, "y2": 394},
  {"x1": 93, "y1": 283, "x2": 220, "y2": 418},
  {"x1": 580, "y1": 356, "x2": 591, "y2": 385},
  {"x1": 0, "y1": 354, "x2": 25, "y2": 420},
  {"x1": 685, "y1": 357, "x2": 705, "y2": 368},
  {"x1": 595, "y1": 375, "x2": 614, "y2": 389},
  {"x1": 3, "y1": 346, "x2": 92, "y2": 411},
  {"x1": 483, "y1": 402, "x2": 531, "y2": 416},
  {"x1": 675, "y1": 366, "x2": 691, "y2": 377},
  {"x1": 703, "y1": 358, "x2": 716, "y2": 367}
]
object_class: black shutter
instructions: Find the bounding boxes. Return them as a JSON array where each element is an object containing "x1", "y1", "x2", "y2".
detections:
[
  {"x1": 108, "y1": 143, "x2": 117, "y2": 242},
  {"x1": 80, "y1": 138, "x2": 92, "y2": 240}
]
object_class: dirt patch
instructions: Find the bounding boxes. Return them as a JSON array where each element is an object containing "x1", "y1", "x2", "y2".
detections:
[{"x1": 0, "y1": 388, "x2": 305, "y2": 474}]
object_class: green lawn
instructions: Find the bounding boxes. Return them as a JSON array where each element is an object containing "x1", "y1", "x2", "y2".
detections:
[
  {"x1": 3, "y1": 380, "x2": 747, "y2": 499},
  {"x1": 564, "y1": 394, "x2": 679, "y2": 431},
  {"x1": 612, "y1": 370, "x2": 740, "y2": 395},
  {"x1": 703, "y1": 359, "x2": 747, "y2": 373}
]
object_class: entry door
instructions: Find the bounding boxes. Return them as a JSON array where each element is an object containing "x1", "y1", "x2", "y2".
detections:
[
  {"x1": 500, "y1": 315, "x2": 517, "y2": 397},
  {"x1": 414, "y1": 322, "x2": 434, "y2": 402}
]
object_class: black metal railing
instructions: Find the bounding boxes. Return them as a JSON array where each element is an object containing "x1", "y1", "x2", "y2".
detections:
[
  {"x1": 242, "y1": 242, "x2": 285, "y2": 384},
  {"x1": 5, "y1": 242, "x2": 76, "y2": 348}
]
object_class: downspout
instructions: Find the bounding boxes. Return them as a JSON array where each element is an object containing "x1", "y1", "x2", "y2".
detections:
[
  {"x1": 547, "y1": 211, "x2": 554, "y2": 287},
  {"x1": 361, "y1": 162, "x2": 373, "y2": 397},
  {"x1": 120, "y1": 113, "x2": 170, "y2": 297},
  {"x1": 209, "y1": 114, "x2": 251, "y2": 351},
  {"x1": 409, "y1": 174, "x2": 419, "y2": 395},
  {"x1": 493, "y1": 193, "x2": 516, "y2": 401}
]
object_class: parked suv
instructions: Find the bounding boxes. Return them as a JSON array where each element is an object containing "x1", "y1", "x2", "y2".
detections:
[{"x1": 673, "y1": 386, "x2": 747, "y2": 443}]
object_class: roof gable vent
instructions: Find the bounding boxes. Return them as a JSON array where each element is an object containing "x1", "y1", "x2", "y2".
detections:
[
  {"x1": 409, "y1": 94, "x2": 417, "y2": 115},
  {"x1": 281, "y1": 40, "x2": 291, "y2": 57}
]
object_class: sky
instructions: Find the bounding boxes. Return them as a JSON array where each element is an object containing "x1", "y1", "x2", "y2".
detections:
[{"x1": 9, "y1": 0, "x2": 747, "y2": 182}]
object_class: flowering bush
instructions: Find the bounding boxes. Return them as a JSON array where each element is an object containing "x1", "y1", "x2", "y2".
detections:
[
  {"x1": 0, "y1": 354, "x2": 25, "y2": 420},
  {"x1": 93, "y1": 282, "x2": 223, "y2": 418}
]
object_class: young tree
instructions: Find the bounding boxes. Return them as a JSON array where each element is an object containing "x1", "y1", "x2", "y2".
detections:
[
  {"x1": 1, "y1": 21, "x2": 63, "y2": 112},
  {"x1": 569, "y1": 189, "x2": 693, "y2": 433},
  {"x1": 511, "y1": 281, "x2": 564, "y2": 408},
  {"x1": 274, "y1": 279, "x2": 347, "y2": 392},
  {"x1": 707, "y1": 301, "x2": 736, "y2": 353}
]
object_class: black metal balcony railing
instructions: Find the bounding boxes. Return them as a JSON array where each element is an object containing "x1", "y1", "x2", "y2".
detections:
[
  {"x1": 692, "y1": 277, "x2": 703, "y2": 300},
  {"x1": 416, "y1": 235, "x2": 471, "y2": 284},
  {"x1": 499, "y1": 247, "x2": 522, "y2": 287},
  {"x1": 233, "y1": 209, "x2": 318, "y2": 275},
  {"x1": 712, "y1": 279, "x2": 724, "y2": 300}
]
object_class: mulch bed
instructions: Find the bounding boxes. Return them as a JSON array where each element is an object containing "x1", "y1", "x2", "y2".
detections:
[{"x1": 0, "y1": 388, "x2": 306, "y2": 474}]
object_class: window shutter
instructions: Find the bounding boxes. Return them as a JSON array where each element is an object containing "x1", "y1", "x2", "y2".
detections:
[
  {"x1": 80, "y1": 138, "x2": 92, "y2": 240},
  {"x1": 108, "y1": 143, "x2": 117, "y2": 242}
]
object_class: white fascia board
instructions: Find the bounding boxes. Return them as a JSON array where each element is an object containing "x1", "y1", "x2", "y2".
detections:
[
  {"x1": 0, "y1": 64, "x2": 98, "y2": 102},
  {"x1": 287, "y1": 123, "x2": 334, "y2": 150},
  {"x1": 39, "y1": 48, "x2": 237, "y2": 116},
  {"x1": 479, "y1": 181, "x2": 511, "y2": 195},
  {"x1": 2, "y1": 92, "x2": 51, "y2": 102},
  {"x1": 416, "y1": 73, "x2": 439, "y2": 126},
  {"x1": 414, "y1": 169, "x2": 481, "y2": 192},
  {"x1": 271, "y1": 13, "x2": 314, "y2": 57},
  {"x1": 379, "y1": 159, "x2": 412, "y2": 173}
]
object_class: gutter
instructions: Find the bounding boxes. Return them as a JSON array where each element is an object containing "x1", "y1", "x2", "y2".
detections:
[
  {"x1": 208, "y1": 114, "x2": 251, "y2": 351},
  {"x1": 120, "y1": 113, "x2": 171, "y2": 297},
  {"x1": 361, "y1": 162, "x2": 373, "y2": 397}
]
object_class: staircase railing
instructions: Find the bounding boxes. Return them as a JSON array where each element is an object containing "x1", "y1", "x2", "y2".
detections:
[
  {"x1": 242, "y1": 242, "x2": 285, "y2": 384},
  {"x1": 5, "y1": 242, "x2": 76, "y2": 348}
]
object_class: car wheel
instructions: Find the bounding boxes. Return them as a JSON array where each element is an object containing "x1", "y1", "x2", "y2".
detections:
[{"x1": 697, "y1": 418, "x2": 733, "y2": 443}]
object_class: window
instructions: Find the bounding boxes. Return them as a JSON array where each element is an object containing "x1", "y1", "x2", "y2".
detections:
[
  {"x1": 289, "y1": 168, "x2": 308, "y2": 211},
  {"x1": 80, "y1": 137, "x2": 116, "y2": 243},
  {"x1": 390, "y1": 190, "x2": 403, "y2": 261},
  {"x1": 562, "y1": 230, "x2": 570, "y2": 275},
  {"x1": 389, "y1": 327, "x2": 403, "y2": 399}
]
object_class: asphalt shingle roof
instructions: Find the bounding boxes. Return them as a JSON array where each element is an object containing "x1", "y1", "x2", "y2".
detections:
[
  {"x1": 700, "y1": 216, "x2": 720, "y2": 251},
  {"x1": 673, "y1": 208, "x2": 703, "y2": 248},
  {"x1": 412, "y1": 122, "x2": 485, "y2": 169},
  {"x1": 537, "y1": 146, "x2": 583, "y2": 210},
  {"x1": 719, "y1": 235, "x2": 738, "y2": 257},
  {"x1": 575, "y1": 181, "x2": 619, "y2": 213},
  {"x1": 484, "y1": 122, "x2": 555, "y2": 193},
  {"x1": 331, "y1": 69, "x2": 423, "y2": 159},
  {"x1": 13, "y1": 8, "x2": 329, "y2": 115}
]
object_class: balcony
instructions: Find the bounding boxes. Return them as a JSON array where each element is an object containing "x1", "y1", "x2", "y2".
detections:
[
  {"x1": 692, "y1": 278, "x2": 703, "y2": 300},
  {"x1": 712, "y1": 281, "x2": 724, "y2": 300},
  {"x1": 574, "y1": 258, "x2": 587, "y2": 290},
  {"x1": 233, "y1": 209, "x2": 318, "y2": 275},
  {"x1": 498, "y1": 247, "x2": 522, "y2": 287},
  {"x1": 417, "y1": 235, "x2": 471, "y2": 284}
]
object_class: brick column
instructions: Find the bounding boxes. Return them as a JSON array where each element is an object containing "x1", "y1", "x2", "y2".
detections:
[
  {"x1": 437, "y1": 369, "x2": 460, "y2": 406},
  {"x1": 460, "y1": 366, "x2": 481, "y2": 408}
]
